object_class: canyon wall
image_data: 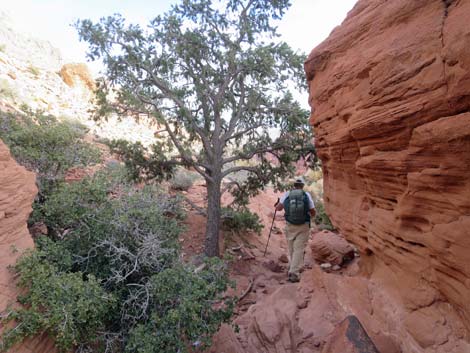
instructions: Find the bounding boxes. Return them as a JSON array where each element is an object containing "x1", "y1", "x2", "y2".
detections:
[
  {"x1": 0, "y1": 140, "x2": 55, "y2": 353},
  {"x1": 305, "y1": 0, "x2": 470, "y2": 339}
]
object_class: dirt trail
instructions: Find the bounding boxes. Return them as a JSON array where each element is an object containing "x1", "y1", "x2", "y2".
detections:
[
  {"x1": 181, "y1": 182, "x2": 470, "y2": 353},
  {"x1": 179, "y1": 184, "x2": 385, "y2": 352}
]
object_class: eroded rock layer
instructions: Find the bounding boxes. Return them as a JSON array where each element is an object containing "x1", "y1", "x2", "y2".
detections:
[
  {"x1": 305, "y1": 0, "x2": 470, "y2": 337},
  {"x1": 0, "y1": 140, "x2": 55, "y2": 353}
]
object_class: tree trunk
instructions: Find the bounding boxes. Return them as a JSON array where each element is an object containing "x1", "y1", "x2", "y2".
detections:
[{"x1": 204, "y1": 177, "x2": 222, "y2": 257}]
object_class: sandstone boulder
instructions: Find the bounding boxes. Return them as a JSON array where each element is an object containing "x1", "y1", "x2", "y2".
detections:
[
  {"x1": 310, "y1": 230, "x2": 355, "y2": 266},
  {"x1": 59, "y1": 63, "x2": 95, "y2": 91}
]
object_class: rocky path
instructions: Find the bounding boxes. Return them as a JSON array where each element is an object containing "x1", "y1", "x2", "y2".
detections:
[{"x1": 180, "y1": 182, "x2": 470, "y2": 353}]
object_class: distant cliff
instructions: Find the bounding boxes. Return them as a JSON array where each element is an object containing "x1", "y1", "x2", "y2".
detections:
[
  {"x1": 0, "y1": 11, "x2": 160, "y2": 146},
  {"x1": 306, "y1": 0, "x2": 470, "y2": 349}
]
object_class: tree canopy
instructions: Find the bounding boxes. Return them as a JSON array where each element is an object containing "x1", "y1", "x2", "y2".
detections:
[{"x1": 77, "y1": 0, "x2": 315, "y2": 257}]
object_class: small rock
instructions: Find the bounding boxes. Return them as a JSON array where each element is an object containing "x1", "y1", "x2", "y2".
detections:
[
  {"x1": 303, "y1": 331, "x2": 314, "y2": 340},
  {"x1": 257, "y1": 282, "x2": 266, "y2": 288},
  {"x1": 279, "y1": 253, "x2": 289, "y2": 263},
  {"x1": 297, "y1": 300, "x2": 308, "y2": 309},
  {"x1": 332, "y1": 265, "x2": 341, "y2": 271},
  {"x1": 320, "y1": 263, "x2": 332, "y2": 270},
  {"x1": 263, "y1": 260, "x2": 284, "y2": 273}
]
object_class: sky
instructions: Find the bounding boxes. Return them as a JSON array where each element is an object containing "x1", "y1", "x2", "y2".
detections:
[
  {"x1": 2, "y1": 0, "x2": 357, "y2": 68},
  {"x1": 1, "y1": 0, "x2": 357, "y2": 107}
]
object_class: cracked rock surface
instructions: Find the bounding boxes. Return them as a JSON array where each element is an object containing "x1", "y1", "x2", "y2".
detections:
[{"x1": 305, "y1": 0, "x2": 470, "y2": 351}]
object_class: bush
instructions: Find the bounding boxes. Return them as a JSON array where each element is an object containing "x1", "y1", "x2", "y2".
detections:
[
  {"x1": 0, "y1": 240, "x2": 115, "y2": 353},
  {"x1": 314, "y1": 200, "x2": 335, "y2": 231},
  {"x1": 1, "y1": 169, "x2": 234, "y2": 353},
  {"x1": 0, "y1": 79, "x2": 16, "y2": 100},
  {"x1": 106, "y1": 139, "x2": 176, "y2": 182},
  {"x1": 222, "y1": 207, "x2": 264, "y2": 235},
  {"x1": 0, "y1": 110, "x2": 101, "y2": 194},
  {"x1": 33, "y1": 166, "x2": 129, "y2": 234},
  {"x1": 27, "y1": 65, "x2": 40, "y2": 76},
  {"x1": 169, "y1": 168, "x2": 199, "y2": 191},
  {"x1": 126, "y1": 259, "x2": 235, "y2": 353}
]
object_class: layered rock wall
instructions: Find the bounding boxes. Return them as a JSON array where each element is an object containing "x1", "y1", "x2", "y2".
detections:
[
  {"x1": 0, "y1": 140, "x2": 56, "y2": 352},
  {"x1": 0, "y1": 140, "x2": 36, "y2": 312},
  {"x1": 306, "y1": 0, "x2": 470, "y2": 334}
]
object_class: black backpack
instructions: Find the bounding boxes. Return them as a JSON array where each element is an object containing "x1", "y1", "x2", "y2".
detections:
[{"x1": 283, "y1": 190, "x2": 309, "y2": 225}]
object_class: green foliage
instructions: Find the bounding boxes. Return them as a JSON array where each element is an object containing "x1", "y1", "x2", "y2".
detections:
[
  {"x1": 126, "y1": 259, "x2": 235, "y2": 353},
  {"x1": 106, "y1": 139, "x2": 177, "y2": 182},
  {"x1": 1, "y1": 168, "x2": 234, "y2": 352},
  {"x1": 314, "y1": 200, "x2": 335, "y2": 231},
  {"x1": 0, "y1": 240, "x2": 114, "y2": 353},
  {"x1": 27, "y1": 65, "x2": 40, "y2": 76},
  {"x1": 76, "y1": 0, "x2": 317, "y2": 256},
  {"x1": 222, "y1": 207, "x2": 264, "y2": 235},
  {"x1": 169, "y1": 168, "x2": 199, "y2": 191},
  {"x1": 0, "y1": 110, "x2": 101, "y2": 194},
  {"x1": 0, "y1": 79, "x2": 16, "y2": 100},
  {"x1": 33, "y1": 165, "x2": 129, "y2": 232}
]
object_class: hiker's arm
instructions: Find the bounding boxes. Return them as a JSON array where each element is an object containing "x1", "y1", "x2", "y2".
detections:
[
  {"x1": 307, "y1": 192, "x2": 316, "y2": 218},
  {"x1": 276, "y1": 194, "x2": 286, "y2": 211},
  {"x1": 310, "y1": 208, "x2": 316, "y2": 217}
]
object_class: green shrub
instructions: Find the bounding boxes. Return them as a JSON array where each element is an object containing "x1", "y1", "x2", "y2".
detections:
[
  {"x1": 314, "y1": 200, "x2": 335, "y2": 231},
  {"x1": 0, "y1": 110, "x2": 101, "y2": 194},
  {"x1": 126, "y1": 259, "x2": 235, "y2": 353},
  {"x1": 1, "y1": 169, "x2": 234, "y2": 352},
  {"x1": 222, "y1": 207, "x2": 264, "y2": 235},
  {"x1": 106, "y1": 139, "x2": 177, "y2": 182},
  {"x1": 0, "y1": 79, "x2": 16, "y2": 100},
  {"x1": 33, "y1": 166, "x2": 127, "y2": 233},
  {"x1": 169, "y1": 168, "x2": 199, "y2": 191},
  {"x1": 0, "y1": 240, "x2": 115, "y2": 353},
  {"x1": 27, "y1": 65, "x2": 40, "y2": 76}
]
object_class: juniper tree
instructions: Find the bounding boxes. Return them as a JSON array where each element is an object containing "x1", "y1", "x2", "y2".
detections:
[{"x1": 77, "y1": 0, "x2": 315, "y2": 257}]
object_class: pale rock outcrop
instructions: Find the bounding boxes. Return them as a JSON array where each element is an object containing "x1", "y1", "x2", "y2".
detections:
[
  {"x1": 305, "y1": 0, "x2": 470, "y2": 350},
  {"x1": 0, "y1": 12, "x2": 62, "y2": 71},
  {"x1": 0, "y1": 13, "x2": 160, "y2": 147}
]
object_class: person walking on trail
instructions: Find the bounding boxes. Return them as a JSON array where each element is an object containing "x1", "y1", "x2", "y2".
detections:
[{"x1": 275, "y1": 177, "x2": 316, "y2": 283}]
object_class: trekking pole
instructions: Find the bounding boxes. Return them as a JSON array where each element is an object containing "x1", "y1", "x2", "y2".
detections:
[{"x1": 263, "y1": 198, "x2": 280, "y2": 257}]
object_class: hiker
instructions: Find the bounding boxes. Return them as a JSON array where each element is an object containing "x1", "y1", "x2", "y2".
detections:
[{"x1": 275, "y1": 177, "x2": 316, "y2": 283}]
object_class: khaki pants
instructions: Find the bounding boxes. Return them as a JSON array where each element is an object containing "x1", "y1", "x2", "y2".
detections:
[{"x1": 285, "y1": 222, "x2": 310, "y2": 276}]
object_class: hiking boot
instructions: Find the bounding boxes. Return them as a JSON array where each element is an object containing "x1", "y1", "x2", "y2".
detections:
[{"x1": 287, "y1": 273, "x2": 300, "y2": 283}]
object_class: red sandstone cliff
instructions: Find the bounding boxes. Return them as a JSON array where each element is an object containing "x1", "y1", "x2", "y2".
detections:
[
  {"x1": 305, "y1": 0, "x2": 470, "y2": 349},
  {"x1": 0, "y1": 140, "x2": 56, "y2": 353}
]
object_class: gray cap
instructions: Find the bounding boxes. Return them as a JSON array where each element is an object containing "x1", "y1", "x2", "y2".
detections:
[{"x1": 294, "y1": 177, "x2": 305, "y2": 185}]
